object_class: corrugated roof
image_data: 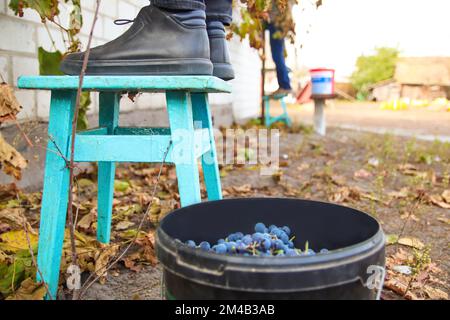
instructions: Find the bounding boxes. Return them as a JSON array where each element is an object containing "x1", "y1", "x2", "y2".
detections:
[{"x1": 394, "y1": 57, "x2": 450, "y2": 86}]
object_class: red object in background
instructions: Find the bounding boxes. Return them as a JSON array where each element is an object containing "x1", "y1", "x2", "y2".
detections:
[{"x1": 296, "y1": 81, "x2": 312, "y2": 104}]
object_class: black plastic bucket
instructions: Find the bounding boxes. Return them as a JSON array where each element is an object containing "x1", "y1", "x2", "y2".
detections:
[{"x1": 156, "y1": 198, "x2": 385, "y2": 300}]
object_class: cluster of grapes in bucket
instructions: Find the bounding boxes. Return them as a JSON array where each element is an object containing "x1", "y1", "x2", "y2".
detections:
[{"x1": 183, "y1": 223, "x2": 329, "y2": 256}]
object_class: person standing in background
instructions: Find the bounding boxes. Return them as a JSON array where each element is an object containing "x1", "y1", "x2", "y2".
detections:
[{"x1": 266, "y1": 1, "x2": 295, "y2": 95}]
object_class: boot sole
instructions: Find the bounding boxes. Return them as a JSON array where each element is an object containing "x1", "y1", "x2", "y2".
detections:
[
  {"x1": 60, "y1": 58, "x2": 213, "y2": 76},
  {"x1": 213, "y1": 63, "x2": 235, "y2": 81}
]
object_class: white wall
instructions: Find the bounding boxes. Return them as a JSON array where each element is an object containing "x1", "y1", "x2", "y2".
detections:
[{"x1": 0, "y1": 0, "x2": 261, "y2": 123}]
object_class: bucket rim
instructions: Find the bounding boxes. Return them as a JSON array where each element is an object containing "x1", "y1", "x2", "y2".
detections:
[
  {"x1": 310, "y1": 68, "x2": 335, "y2": 73},
  {"x1": 157, "y1": 197, "x2": 384, "y2": 267}
]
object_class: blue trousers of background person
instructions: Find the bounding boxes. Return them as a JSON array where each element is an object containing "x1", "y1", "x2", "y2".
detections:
[{"x1": 266, "y1": 23, "x2": 292, "y2": 90}]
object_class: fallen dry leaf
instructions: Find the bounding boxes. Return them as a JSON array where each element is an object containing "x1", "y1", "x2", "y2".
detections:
[
  {"x1": 441, "y1": 190, "x2": 450, "y2": 204},
  {"x1": 5, "y1": 278, "x2": 46, "y2": 300},
  {"x1": 437, "y1": 217, "x2": 450, "y2": 225},
  {"x1": 398, "y1": 164, "x2": 428, "y2": 178},
  {"x1": 0, "y1": 249, "x2": 9, "y2": 263},
  {"x1": 398, "y1": 237, "x2": 425, "y2": 250},
  {"x1": 77, "y1": 211, "x2": 96, "y2": 231},
  {"x1": 398, "y1": 163, "x2": 417, "y2": 172},
  {"x1": 424, "y1": 286, "x2": 448, "y2": 300},
  {"x1": 94, "y1": 244, "x2": 119, "y2": 277},
  {"x1": 384, "y1": 278, "x2": 408, "y2": 296},
  {"x1": 388, "y1": 188, "x2": 409, "y2": 199},
  {"x1": 428, "y1": 194, "x2": 450, "y2": 209},
  {"x1": 115, "y1": 220, "x2": 135, "y2": 231},
  {"x1": 296, "y1": 163, "x2": 310, "y2": 171},
  {"x1": 354, "y1": 169, "x2": 372, "y2": 179},
  {"x1": 0, "y1": 82, "x2": 22, "y2": 121},
  {"x1": 232, "y1": 184, "x2": 252, "y2": 193},
  {"x1": 0, "y1": 133, "x2": 28, "y2": 180},
  {"x1": 0, "y1": 229, "x2": 38, "y2": 253}
]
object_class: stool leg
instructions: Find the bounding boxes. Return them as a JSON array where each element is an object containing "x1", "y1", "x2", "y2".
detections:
[
  {"x1": 166, "y1": 91, "x2": 201, "y2": 206},
  {"x1": 191, "y1": 93, "x2": 222, "y2": 201},
  {"x1": 37, "y1": 90, "x2": 76, "y2": 299},
  {"x1": 281, "y1": 98, "x2": 292, "y2": 127},
  {"x1": 97, "y1": 92, "x2": 120, "y2": 244},
  {"x1": 265, "y1": 99, "x2": 271, "y2": 126}
]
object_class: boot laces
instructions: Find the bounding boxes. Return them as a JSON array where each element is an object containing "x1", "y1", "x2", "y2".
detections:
[{"x1": 114, "y1": 19, "x2": 135, "y2": 25}]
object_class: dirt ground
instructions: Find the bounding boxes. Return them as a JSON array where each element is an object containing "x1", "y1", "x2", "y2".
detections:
[
  {"x1": 1, "y1": 123, "x2": 448, "y2": 300},
  {"x1": 82, "y1": 126, "x2": 449, "y2": 300}
]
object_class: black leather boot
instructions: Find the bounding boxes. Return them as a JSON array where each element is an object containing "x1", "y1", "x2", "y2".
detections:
[
  {"x1": 207, "y1": 21, "x2": 235, "y2": 80},
  {"x1": 60, "y1": 5, "x2": 212, "y2": 76}
]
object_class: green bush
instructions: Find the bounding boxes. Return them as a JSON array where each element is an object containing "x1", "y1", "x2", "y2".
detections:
[{"x1": 350, "y1": 47, "x2": 399, "y2": 100}]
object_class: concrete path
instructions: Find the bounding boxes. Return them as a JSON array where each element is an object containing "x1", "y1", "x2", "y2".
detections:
[{"x1": 272, "y1": 101, "x2": 450, "y2": 142}]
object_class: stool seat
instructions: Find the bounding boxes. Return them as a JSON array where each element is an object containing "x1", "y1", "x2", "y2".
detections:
[
  {"x1": 18, "y1": 75, "x2": 230, "y2": 299},
  {"x1": 263, "y1": 93, "x2": 287, "y2": 101},
  {"x1": 18, "y1": 75, "x2": 231, "y2": 93},
  {"x1": 263, "y1": 93, "x2": 292, "y2": 127}
]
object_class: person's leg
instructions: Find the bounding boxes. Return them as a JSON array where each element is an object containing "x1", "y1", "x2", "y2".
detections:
[
  {"x1": 205, "y1": 0, "x2": 232, "y2": 25},
  {"x1": 204, "y1": 0, "x2": 234, "y2": 80},
  {"x1": 267, "y1": 23, "x2": 292, "y2": 90},
  {"x1": 152, "y1": 0, "x2": 205, "y2": 10}
]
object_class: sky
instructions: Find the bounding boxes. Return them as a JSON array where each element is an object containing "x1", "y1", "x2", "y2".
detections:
[{"x1": 289, "y1": 0, "x2": 450, "y2": 81}]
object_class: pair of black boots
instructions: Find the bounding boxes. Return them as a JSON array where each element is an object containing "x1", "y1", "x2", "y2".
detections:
[{"x1": 61, "y1": 5, "x2": 234, "y2": 80}]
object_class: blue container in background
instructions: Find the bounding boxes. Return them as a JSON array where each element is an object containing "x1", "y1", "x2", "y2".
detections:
[{"x1": 310, "y1": 68, "x2": 335, "y2": 97}]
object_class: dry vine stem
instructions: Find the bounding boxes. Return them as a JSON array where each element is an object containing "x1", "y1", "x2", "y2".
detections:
[
  {"x1": 66, "y1": 0, "x2": 102, "y2": 300},
  {"x1": 78, "y1": 141, "x2": 173, "y2": 299}
]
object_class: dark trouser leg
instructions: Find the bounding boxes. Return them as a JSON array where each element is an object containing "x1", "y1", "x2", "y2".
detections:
[
  {"x1": 204, "y1": 0, "x2": 234, "y2": 80},
  {"x1": 205, "y1": 0, "x2": 232, "y2": 25},
  {"x1": 152, "y1": 0, "x2": 205, "y2": 10},
  {"x1": 267, "y1": 23, "x2": 292, "y2": 90}
]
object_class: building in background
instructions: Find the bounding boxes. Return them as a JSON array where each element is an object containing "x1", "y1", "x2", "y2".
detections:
[{"x1": 369, "y1": 57, "x2": 450, "y2": 102}]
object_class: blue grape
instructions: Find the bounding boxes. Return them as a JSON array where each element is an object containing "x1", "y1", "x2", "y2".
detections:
[
  {"x1": 252, "y1": 232, "x2": 264, "y2": 242},
  {"x1": 235, "y1": 232, "x2": 244, "y2": 240},
  {"x1": 236, "y1": 242, "x2": 247, "y2": 253},
  {"x1": 271, "y1": 228, "x2": 281, "y2": 237},
  {"x1": 254, "y1": 222, "x2": 267, "y2": 234},
  {"x1": 242, "y1": 235, "x2": 253, "y2": 245},
  {"x1": 185, "y1": 240, "x2": 196, "y2": 248},
  {"x1": 279, "y1": 233, "x2": 289, "y2": 244},
  {"x1": 187, "y1": 223, "x2": 330, "y2": 258},
  {"x1": 199, "y1": 241, "x2": 211, "y2": 251},
  {"x1": 262, "y1": 233, "x2": 272, "y2": 240},
  {"x1": 227, "y1": 233, "x2": 236, "y2": 241},
  {"x1": 214, "y1": 243, "x2": 227, "y2": 254},
  {"x1": 281, "y1": 226, "x2": 291, "y2": 236},
  {"x1": 286, "y1": 249, "x2": 297, "y2": 256},
  {"x1": 273, "y1": 239, "x2": 284, "y2": 250},
  {"x1": 225, "y1": 241, "x2": 237, "y2": 253},
  {"x1": 262, "y1": 239, "x2": 272, "y2": 251}
]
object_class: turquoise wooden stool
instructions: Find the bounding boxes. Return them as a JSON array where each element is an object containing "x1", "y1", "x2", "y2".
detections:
[
  {"x1": 263, "y1": 94, "x2": 292, "y2": 127},
  {"x1": 17, "y1": 75, "x2": 231, "y2": 299}
]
